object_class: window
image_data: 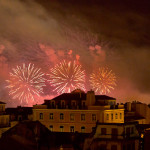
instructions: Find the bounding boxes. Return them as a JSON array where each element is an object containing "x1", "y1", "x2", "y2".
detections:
[
  {"x1": 111, "y1": 113, "x2": 113, "y2": 120},
  {"x1": 49, "y1": 125, "x2": 53, "y2": 131},
  {"x1": 70, "y1": 113, "x2": 74, "y2": 121},
  {"x1": 61, "y1": 100, "x2": 65, "y2": 108},
  {"x1": 92, "y1": 114, "x2": 96, "y2": 121},
  {"x1": 112, "y1": 128, "x2": 118, "y2": 139},
  {"x1": 131, "y1": 127, "x2": 134, "y2": 134},
  {"x1": 120, "y1": 113, "x2": 122, "y2": 119},
  {"x1": 99, "y1": 144, "x2": 107, "y2": 150},
  {"x1": 70, "y1": 126, "x2": 75, "y2": 132},
  {"x1": 50, "y1": 113, "x2": 53, "y2": 120},
  {"x1": 81, "y1": 126, "x2": 85, "y2": 133},
  {"x1": 60, "y1": 126, "x2": 64, "y2": 132},
  {"x1": 81, "y1": 114, "x2": 85, "y2": 121},
  {"x1": 101, "y1": 128, "x2": 106, "y2": 135},
  {"x1": 115, "y1": 113, "x2": 118, "y2": 119},
  {"x1": 60, "y1": 113, "x2": 64, "y2": 120},
  {"x1": 126, "y1": 127, "x2": 130, "y2": 137},
  {"x1": 111, "y1": 145, "x2": 117, "y2": 150},
  {"x1": 51, "y1": 101, "x2": 55, "y2": 108},
  {"x1": 106, "y1": 114, "x2": 109, "y2": 120},
  {"x1": 92, "y1": 127, "x2": 95, "y2": 132},
  {"x1": 72, "y1": 101, "x2": 76, "y2": 107},
  {"x1": 82, "y1": 101, "x2": 86, "y2": 107},
  {"x1": 39, "y1": 113, "x2": 43, "y2": 120}
]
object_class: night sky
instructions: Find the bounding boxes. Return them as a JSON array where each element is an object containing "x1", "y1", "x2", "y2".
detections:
[{"x1": 0, "y1": 0, "x2": 150, "y2": 107}]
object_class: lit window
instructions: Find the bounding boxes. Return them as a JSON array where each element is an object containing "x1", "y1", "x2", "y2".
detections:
[
  {"x1": 49, "y1": 125, "x2": 53, "y2": 131},
  {"x1": 70, "y1": 113, "x2": 74, "y2": 121},
  {"x1": 107, "y1": 114, "x2": 109, "y2": 120},
  {"x1": 81, "y1": 114, "x2": 85, "y2": 121},
  {"x1": 60, "y1": 126, "x2": 64, "y2": 132},
  {"x1": 115, "y1": 113, "x2": 118, "y2": 119},
  {"x1": 81, "y1": 126, "x2": 85, "y2": 133},
  {"x1": 70, "y1": 126, "x2": 75, "y2": 132},
  {"x1": 60, "y1": 113, "x2": 64, "y2": 120},
  {"x1": 92, "y1": 114, "x2": 96, "y2": 121},
  {"x1": 50, "y1": 113, "x2": 53, "y2": 120},
  {"x1": 39, "y1": 113, "x2": 43, "y2": 120}
]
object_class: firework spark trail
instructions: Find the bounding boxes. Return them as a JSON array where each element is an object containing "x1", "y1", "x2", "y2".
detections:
[
  {"x1": 49, "y1": 60, "x2": 86, "y2": 94},
  {"x1": 6, "y1": 63, "x2": 46, "y2": 104},
  {"x1": 90, "y1": 67, "x2": 116, "y2": 94}
]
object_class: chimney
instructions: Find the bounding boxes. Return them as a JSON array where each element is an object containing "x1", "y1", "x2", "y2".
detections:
[
  {"x1": 127, "y1": 102, "x2": 131, "y2": 111},
  {"x1": 86, "y1": 90, "x2": 95, "y2": 106}
]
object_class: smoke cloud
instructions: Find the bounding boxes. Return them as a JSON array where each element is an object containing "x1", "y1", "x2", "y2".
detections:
[{"x1": 0, "y1": 0, "x2": 150, "y2": 106}]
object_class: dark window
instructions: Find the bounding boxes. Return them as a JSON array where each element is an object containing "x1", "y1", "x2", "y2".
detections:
[
  {"x1": 131, "y1": 127, "x2": 134, "y2": 134},
  {"x1": 50, "y1": 113, "x2": 53, "y2": 120},
  {"x1": 126, "y1": 127, "x2": 130, "y2": 137},
  {"x1": 92, "y1": 114, "x2": 96, "y2": 121},
  {"x1": 123, "y1": 145, "x2": 126, "y2": 150},
  {"x1": 111, "y1": 145, "x2": 117, "y2": 150},
  {"x1": 101, "y1": 128, "x2": 106, "y2": 135},
  {"x1": 99, "y1": 144, "x2": 107, "y2": 150},
  {"x1": 72, "y1": 101, "x2": 76, "y2": 107},
  {"x1": 60, "y1": 126, "x2": 64, "y2": 132},
  {"x1": 39, "y1": 113, "x2": 43, "y2": 119},
  {"x1": 60, "y1": 113, "x2": 64, "y2": 120},
  {"x1": 81, "y1": 114, "x2": 85, "y2": 121},
  {"x1": 82, "y1": 101, "x2": 85, "y2": 107},
  {"x1": 107, "y1": 114, "x2": 109, "y2": 120},
  {"x1": 49, "y1": 125, "x2": 53, "y2": 131},
  {"x1": 112, "y1": 128, "x2": 118, "y2": 139},
  {"x1": 127, "y1": 144, "x2": 131, "y2": 150},
  {"x1": 61, "y1": 101, "x2": 65, "y2": 108},
  {"x1": 81, "y1": 126, "x2": 85, "y2": 133},
  {"x1": 70, "y1": 126, "x2": 74, "y2": 132},
  {"x1": 132, "y1": 143, "x2": 135, "y2": 150},
  {"x1": 92, "y1": 127, "x2": 95, "y2": 132},
  {"x1": 51, "y1": 102, "x2": 55, "y2": 108},
  {"x1": 120, "y1": 113, "x2": 122, "y2": 119},
  {"x1": 111, "y1": 113, "x2": 113, "y2": 120},
  {"x1": 115, "y1": 113, "x2": 118, "y2": 119}
]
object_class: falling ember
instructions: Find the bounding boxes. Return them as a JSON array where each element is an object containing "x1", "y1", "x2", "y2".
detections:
[
  {"x1": 6, "y1": 63, "x2": 46, "y2": 104},
  {"x1": 90, "y1": 67, "x2": 116, "y2": 94},
  {"x1": 49, "y1": 60, "x2": 86, "y2": 94}
]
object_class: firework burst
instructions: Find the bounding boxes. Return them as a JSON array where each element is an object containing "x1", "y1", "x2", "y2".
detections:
[
  {"x1": 6, "y1": 63, "x2": 46, "y2": 104},
  {"x1": 90, "y1": 67, "x2": 116, "y2": 94},
  {"x1": 49, "y1": 60, "x2": 85, "y2": 94}
]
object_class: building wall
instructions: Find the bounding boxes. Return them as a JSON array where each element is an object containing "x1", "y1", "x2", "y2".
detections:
[
  {"x1": 103, "y1": 109, "x2": 124, "y2": 123},
  {"x1": 33, "y1": 108, "x2": 124, "y2": 133},
  {"x1": 0, "y1": 104, "x2": 5, "y2": 112},
  {"x1": 0, "y1": 115, "x2": 9, "y2": 127}
]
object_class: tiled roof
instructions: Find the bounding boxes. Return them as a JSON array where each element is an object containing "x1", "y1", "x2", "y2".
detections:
[{"x1": 51, "y1": 93, "x2": 116, "y2": 101}]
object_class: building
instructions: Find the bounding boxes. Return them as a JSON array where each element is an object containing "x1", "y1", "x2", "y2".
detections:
[
  {"x1": 84, "y1": 122, "x2": 139, "y2": 150},
  {"x1": 33, "y1": 89, "x2": 124, "y2": 133},
  {"x1": 124, "y1": 102, "x2": 150, "y2": 124},
  {"x1": 6, "y1": 106, "x2": 33, "y2": 121},
  {"x1": 0, "y1": 101, "x2": 10, "y2": 137}
]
